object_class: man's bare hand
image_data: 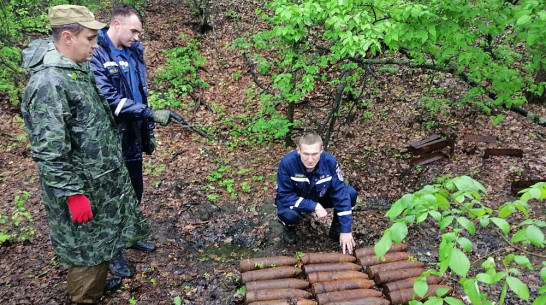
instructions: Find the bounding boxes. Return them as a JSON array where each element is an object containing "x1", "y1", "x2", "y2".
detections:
[
  {"x1": 339, "y1": 232, "x2": 355, "y2": 255},
  {"x1": 314, "y1": 203, "x2": 328, "y2": 220}
]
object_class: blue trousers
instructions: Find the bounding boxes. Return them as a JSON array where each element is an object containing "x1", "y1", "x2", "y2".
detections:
[{"x1": 277, "y1": 186, "x2": 357, "y2": 226}]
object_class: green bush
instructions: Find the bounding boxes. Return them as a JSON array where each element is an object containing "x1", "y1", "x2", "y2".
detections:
[
  {"x1": 150, "y1": 35, "x2": 209, "y2": 109},
  {"x1": 375, "y1": 176, "x2": 545, "y2": 304},
  {"x1": 1, "y1": 191, "x2": 34, "y2": 243}
]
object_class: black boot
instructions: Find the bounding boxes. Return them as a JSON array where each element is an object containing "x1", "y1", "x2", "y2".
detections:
[
  {"x1": 130, "y1": 240, "x2": 156, "y2": 252},
  {"x1": 109, "y1": 252, "x2": 134, "y2": 278},
  {"x1": 282, "y1": 225, "x2": 297, "y2": 244},
  {"x1": 104, "y1": 276, "x2": 123, "y2": 292},
  {"x1": 328, "y1": 215, "x2": 341, "y2": 241}
]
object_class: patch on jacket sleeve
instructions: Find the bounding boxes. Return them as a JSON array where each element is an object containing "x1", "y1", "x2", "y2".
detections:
[
  {"x1": 335, "y1": 163, "x2": 344, "y2": 181},
  {"x1": 103, "y1": 61, "x2": 120, "y2": 74}
]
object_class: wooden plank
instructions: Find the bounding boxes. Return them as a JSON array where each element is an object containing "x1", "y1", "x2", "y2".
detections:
[{"x1": 483, "y1": 148, "x2": 523, "y2": 158}]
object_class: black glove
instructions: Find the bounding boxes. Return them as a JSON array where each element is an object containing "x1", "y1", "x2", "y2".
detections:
[
  {"x1": 169, "y1": 111, "x2": 188, "y2": 125},
  {"x1": 147, "y1": 133, "x2": 156, "y2": 154}
]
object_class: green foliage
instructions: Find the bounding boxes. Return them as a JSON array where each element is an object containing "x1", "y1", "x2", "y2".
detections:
[
  {"x1": 143, "y1": 161, "x2": 165, "y2": 187},
  {"x1": 219, "y1": 179, "x2": 236, "y2": 197},
  {"x1": 378, "y1": 176, "x2": 545, "y2": 304},
  {"x1": 225, "y1": 9, "x2": 240, "y2": 19},
  {"x1": 173, "y1": 296, "x2": 182, "y2": 305},
  {"x1": 232, "y1": 0, "x2": 546, "y2": 142},
  {"x1": 235, "y1": 285, "x2": 246, "y2": 295},
  {"x1": 0, "y1": 191, "x2": 34, "y2": 243},
  {"x1": 206, "y1": 194, "x2": 218, "y2": 203},
  {"x1": 241, "y1": 181, "x2": 251, "y2": 193},
  {"x1": 0, "y1": 0, "x2": 50, "y2": 105},
  {"x1": 0, "y1": 0, "x2": 148, "y2": 105},
  {"x1": 150, "y1": 35, "x2": 209, "y2": 109}
]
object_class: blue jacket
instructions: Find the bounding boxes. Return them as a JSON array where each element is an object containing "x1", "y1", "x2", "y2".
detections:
[
  {"x1": 275, "y1": 150, "x2": 353, "y2": 233},
  {"x1": 91, "y1": 28, "x2": 155, "y2": 162}
]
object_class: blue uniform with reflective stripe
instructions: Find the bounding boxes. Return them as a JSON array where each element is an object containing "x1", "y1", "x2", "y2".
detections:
[{"x1": 275, "y1": 150, "x2": 356, "y2": 233}]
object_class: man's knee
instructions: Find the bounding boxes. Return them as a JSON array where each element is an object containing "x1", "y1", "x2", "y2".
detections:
[
  {"x1": 346, "y1": 186, "x2": 358, "y2": 207},
  {"x1": 277, "y1": 208, "x2": 301, "y2": 226}
]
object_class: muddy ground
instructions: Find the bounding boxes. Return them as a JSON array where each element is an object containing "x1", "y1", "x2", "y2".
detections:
[{"x1": 1, "y1": 0, "x2": 545, "y2": 304}]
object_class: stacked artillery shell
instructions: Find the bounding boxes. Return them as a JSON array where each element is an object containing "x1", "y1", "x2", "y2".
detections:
[
  {"x1": 239, "y1": 256, "x2": 316, "y2": 305},
  {"x1": 354, "y1": 244, "x2": 454, "y2": 304},
  {"x1": 301, "y1": 252, "x2": 387, "y2": 305}
]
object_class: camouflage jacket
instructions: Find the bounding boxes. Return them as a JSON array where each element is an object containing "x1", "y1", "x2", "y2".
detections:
[{"x1": 21, "y1": 39, "x2": 149, "y2": 266}]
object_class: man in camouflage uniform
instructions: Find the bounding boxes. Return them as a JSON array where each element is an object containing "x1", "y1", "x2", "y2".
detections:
[{"x1": 20, "y1": 5, "x2": 149, "y2": 303}]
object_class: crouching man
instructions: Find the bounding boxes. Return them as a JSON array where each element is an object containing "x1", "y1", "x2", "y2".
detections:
[{"x1": 275, "y1": 133, "x2": 357, "y2": 254}]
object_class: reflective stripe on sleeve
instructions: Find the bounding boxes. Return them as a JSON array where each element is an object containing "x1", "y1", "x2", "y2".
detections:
[
  {"x1": 290, "y1": 177, "x2": 310, "y2": 183},
  {"x1": 102, "y1": 61, "x2": 118, "y2": 68},
  {"x1": 316, "y1": 176, "x2": 332, "y2": 185},
  {"x1": 294, "y1": 197, "x2": 304, "y2": 208},
  {"x1": 337, "y1": 210, "x2": 352, "y2": 216},
  {"x1": 114, "y1": 98, "x2": 127, "y2": 116}
]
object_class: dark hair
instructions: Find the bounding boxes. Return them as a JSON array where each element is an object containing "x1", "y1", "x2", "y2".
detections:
[
  {"x1": 51, "y1": 23, "x2": 85, "y2": 41},
  {"x1": 298, "y1": 132, "x2": 323, "y2": 147},
  {"x1": 110, "y1": 4, "x2": 141, "y2": 22}
]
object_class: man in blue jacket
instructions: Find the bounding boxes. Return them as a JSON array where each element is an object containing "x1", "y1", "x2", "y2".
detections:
[
  {"x1": 276, "y1": 133, "x2": 357, "y2": 254},
  {"x1": 91, "y1": 4, "x2": 174, "y2": 278}
]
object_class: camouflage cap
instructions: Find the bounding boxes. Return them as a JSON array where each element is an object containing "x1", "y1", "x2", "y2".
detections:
[{"x1": 48, "y1": 5, "x2": 106, "y2": 29}]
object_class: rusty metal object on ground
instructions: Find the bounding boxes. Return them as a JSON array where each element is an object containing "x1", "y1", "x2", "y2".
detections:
[
  {"x1": 411, "y1": 151, "x2": 449, "y2": 165},
  {"x1": 303, "y1": 262, "x2": 362, "y2": 274},
  {"x1": 511, "y1": 179, "x2": 546, "y2": 195},
  {"x1": 383, "y1": 275, "x2": 443, "y2": 293},
  {"x1": 240, "y1": 256, "x2": 298, "y2": 272},
  {"x1": 355, "y1": 243, "x2": 408, "y2": 257},
  {"x1": 366, "y1": 260, "x2": 425, "y2": 277},
  {"x1": 300, "y1": 253, "x2": 357, "y2": 264},
  {"x1": 311, "y1": 278, "x2": 375, "y2": 294},
  {"x1": 242, "y1": 266, "x2": 302, "y2": 283},
  {"x1": 307, "y1": 270, "x2": 368, "y2": 284},
  {"x1": 483, "y1": 148, "x2": 523, "y2": 158},
  {"x1": 315, "y1": 288, "x2": 383, "y2": 304},
  {"x1": 357, "y1": 252, "x2": 413, "y2": 267},
  {"x1": 387, "y1": 285, "x2": 453, "y2": 304},
  {"x1": 374, "y1": 267, "x2": 426, "y2": 285},
  {"x1": 246, "y1": 278, "x2": 310, "y2": 291},
  {"x1": 245, "y1": 288, "x2": 312, "y2": 304}
]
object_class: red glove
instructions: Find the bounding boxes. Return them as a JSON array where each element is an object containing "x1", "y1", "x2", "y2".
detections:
[{"x1": 67, "y1": 194, "x2": 93, "y2": 223}]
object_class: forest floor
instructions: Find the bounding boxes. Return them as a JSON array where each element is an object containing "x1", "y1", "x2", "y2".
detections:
[{"x1": 1, "y1": 0, "x2": 545, "y2": 304}]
